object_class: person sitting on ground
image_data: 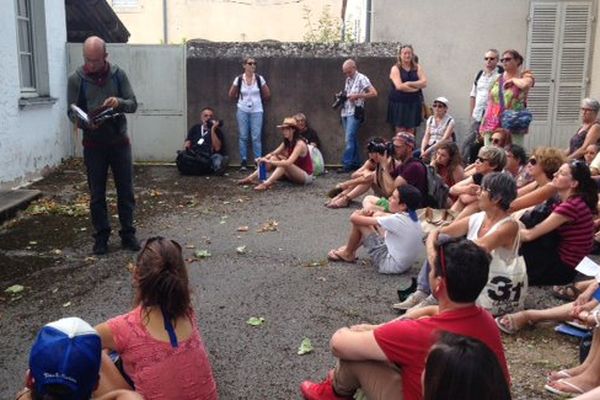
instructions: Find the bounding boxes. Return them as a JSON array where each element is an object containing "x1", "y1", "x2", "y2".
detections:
[
  {"x1": 326, "y1": 138, "x2": 390, "y2": 209},
  {"x1": 16, "y1": 317, "x2": 141, "y2": 400},
  {"x1": 495, "y1": 279, "x2": 600, "y2": 397},
  {"x1": 431, "y1": 142, "x2": 464, "y2": 191},
  {"x1": 566, "y1": 98, "x2": 600, "y2": 161},
  {"x1": 503, "y1": 144, "x2": 532, "y2": 188},
  {"x1": 508, "y1": 146, "x2": 564, "y2": 213},
  {"x1": 362, "y1": 132, "x2": 428, "y2": 211},
  {"x1": 520, "y1": 161, "x2": 598, "y2": 285},
  {"x1": 463, "y1": 129, "x2": 510, "y2": 177},
  {"x1": 419, "y1": 97, "x2": 456, "y2": 162},
  {"x1": 327, "y1": 185, "x2": 424, "y2": 274},
  {"x1": 449, "y1": 146, "x2": 506, "y2": 219},
  {"x1": 177, "y1": 106, "x2": 228, "y2": 175},
  {"x1": 94, "y1": 237, "x2": 218, "y2": 400},
  {"x1": 423, "y1": 331, "x2": 511, "y2": 400},
  {"x1": 396, "y1": 173, "x2": 520, "y2": 316},
  {"x1": 294, "y1": 113, "x2": 321, "y2": 149},
  {"x1": 238, "y1": 117, "x2": 314, "y2": 191},
  {"x1": 300, "y1": 237, "x2": 508, "y2": 400}
]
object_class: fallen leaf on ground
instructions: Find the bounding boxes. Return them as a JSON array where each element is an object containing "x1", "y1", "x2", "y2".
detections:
[
  {"x1": 223, "y1": 201, "x2": 231, "y2": 205},
  {"x1": 257, "y1": 220, "x2": 279, "y2": 233},
  {"x1": 236, "y1": 245, "x2": 247, "y2": 254},
  {"x1": 185, "y1": 244, "x2": 195, "y2": 249},
  {"x1": 194, "y1": 250, "x2": 211, "y2": 258},
  {"x1": 51, "y1": 249, "x2": 62, "y2": 255},
  {"x1": 237, "y1": 226, "x2": 249, "y2": 232},
  {"x1": 52, "y1": 288, "x2": 59, "y2": 293},
  {"x1": 298, "y1": 338, "x2": 313, "y2": 355},
  {"x1": 62, "y1": 301, "x2": 71, "y2": 307},
  {"x1": 235, "y1": 198, "x2": 244, "y2": 203},
  {"x1": 219, "y1": 220, "x2": 226, "y2": 224},
  {"x1": 5, "y1": 285, "x2": 24, "y2": 294},
  {"x1": 126, "y1": 262, "x2": 135, "y2": 273},
  {"x1": 29, "y1": 241, "x2": 37, "y2": 245},
  {"x1": 84, "y1": 256, "x2": 96, "y2": 262},
  {"x1": 246, "y1": 317, "x2": 265, "y2": 326}
]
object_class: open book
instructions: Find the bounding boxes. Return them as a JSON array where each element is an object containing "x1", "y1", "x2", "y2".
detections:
[{"x1": 70, "y1": 104, "x2": 120, "y2": 127}]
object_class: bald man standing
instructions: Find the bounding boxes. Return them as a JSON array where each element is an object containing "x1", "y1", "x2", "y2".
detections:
[
  {"x1": 338, "y1": 59, "x2": 378, "y2": 173},
  {"x1": 67, "y1": 36, "x2": 139, "y2": 255}
]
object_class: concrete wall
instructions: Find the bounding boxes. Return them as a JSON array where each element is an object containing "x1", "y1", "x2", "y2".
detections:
[
  {"x1": 0, "y1": 0, "x2": 70, "y2": 190},
  {"x1": 113, "y1": 0, "x2": 343, "y2": 44},
  {"x1": 372, "y1": 0, "x2": 530, "y2": 142},
  {"x1": 187, "y1": 42, "x2": 399, "y2": 165}
]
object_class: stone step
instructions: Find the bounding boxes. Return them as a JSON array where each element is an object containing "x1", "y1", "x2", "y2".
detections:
[{"x1": 0, "y1": 189, "x2": 42, "y2": 223}]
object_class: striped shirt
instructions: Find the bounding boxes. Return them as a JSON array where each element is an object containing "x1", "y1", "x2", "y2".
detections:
[{"x1": 553, "y1": 196, "x2": 594, "y2": 268}]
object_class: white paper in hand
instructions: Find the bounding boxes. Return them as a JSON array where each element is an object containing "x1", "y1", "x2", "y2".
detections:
[
  {"x1": 575, "y1": 256, "x2": 600, "y2": 277},
  {"x1": 70, "y1": 104, "x2": 90, "y2": 125}
]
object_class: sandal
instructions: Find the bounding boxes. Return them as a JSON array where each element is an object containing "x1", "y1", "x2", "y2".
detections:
[
  {"x1": 547, "y1": 370, "x2": 572, "y2": 382},
  {"x1": 326, "y1": 195, "x2": 351, "y2": 209},
  {"x1": 495, "y1": 313, "x2": 531, "y2": 335},
  {"x1": 552, "y1": 284, "x2": 580, "y2": 302},
  {"x1": 327, "y1": 186, "x2": 344, "y2": 199},
  {"x1": 327, "y1": 249, "x2": 356, "y2": 263},
  {"x1": 544, "y1": 379, "x2": 587, "y2": 396}
]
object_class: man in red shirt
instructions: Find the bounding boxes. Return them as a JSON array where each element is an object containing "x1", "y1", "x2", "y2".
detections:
[{"x1": 300, "y1": 236, "x2": 509, "y2": 400}]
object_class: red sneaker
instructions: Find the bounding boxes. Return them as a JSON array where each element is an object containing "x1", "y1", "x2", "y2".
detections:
[{"x1": 300, "y1": 374, "x2": 350, "y2": 400}]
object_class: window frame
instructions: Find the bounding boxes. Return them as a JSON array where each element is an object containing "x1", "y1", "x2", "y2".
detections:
[{"x1": 15, "y1": 0, "x2": 50, "y2": 99}]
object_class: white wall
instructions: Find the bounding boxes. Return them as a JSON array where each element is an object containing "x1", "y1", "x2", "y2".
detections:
[
  {"x1": 0, "y1": 0, "x2": 70, "y2": 190},
  {"x1": 372, "y1": 0, "x2": 530, "y2": 142}
]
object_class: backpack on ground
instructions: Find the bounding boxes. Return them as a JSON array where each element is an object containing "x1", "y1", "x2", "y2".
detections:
[
  {"x1": 176, "y1": 147, "x2": 212, "y2": 175},
  {"x1": 415, "y1": 160, "x2": 449, "y2": 209}
]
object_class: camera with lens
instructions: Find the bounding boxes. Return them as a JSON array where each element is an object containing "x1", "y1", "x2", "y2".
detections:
[
  {"x1": 206, "y1": 119, "x2": 224, "y2": 129},
  {"x1": 331, "y1": 90, "x2": 348, "y2": 109},
  {"x1": 367, "y1": 140, "x2": 387, "y2": 155}
]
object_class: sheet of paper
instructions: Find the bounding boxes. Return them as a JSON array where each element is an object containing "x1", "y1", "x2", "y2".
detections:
[
  {"x1": 70, "y1": 104, "x2": 89, "y2": 124},
  {"x1": 574, "y1": 256, "x2": 600, "y2": 277}
]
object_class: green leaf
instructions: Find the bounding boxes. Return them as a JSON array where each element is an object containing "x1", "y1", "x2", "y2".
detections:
[
  {"x1": 5, "y1": 284, "x2": 24, "y2": 294},
  {"x1": 236, "y1": 245, "x2": 247, "y2": 254},
  {"x1": 194, "y1": 250, "x2": 211, "y2": 258},
  {"x1": 297, "y1": 337, "x2": 313, "y2": 355},
  {"x1": 246, "y1": 317, "x2": 265, "y2": 326}
]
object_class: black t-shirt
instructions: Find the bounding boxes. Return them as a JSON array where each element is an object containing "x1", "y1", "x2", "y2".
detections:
[
  {"x1": 300, "y1": 127, "x2": 321, "y2": 149},
  {"x1": 186, "y1": 124, "x2": 226, "y2": 155}
]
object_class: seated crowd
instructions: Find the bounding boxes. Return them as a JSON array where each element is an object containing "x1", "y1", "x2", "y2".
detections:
[{"x1": 18, "y1": 43, "x2": 600, "y2": 399}]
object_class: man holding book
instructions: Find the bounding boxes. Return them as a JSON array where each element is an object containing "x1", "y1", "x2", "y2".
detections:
[{"x1": 67, "y1": 36, "x2": 139, "y2": 255}]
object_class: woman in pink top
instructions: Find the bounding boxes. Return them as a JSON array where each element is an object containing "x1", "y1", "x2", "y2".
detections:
[{"x1": 94, "y1": 237, "x2": 218, "y2": 400}]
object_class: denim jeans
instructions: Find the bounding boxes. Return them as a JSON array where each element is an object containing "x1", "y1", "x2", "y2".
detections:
[
  {"x1": 417, "y1": 259, "x2": 432, "y2": 294},
  {"x1": 83, "y1": 144, "x2": 136, "y2": 241},
  {"x1": 236, "y1": 109, "x2": 263, "y2": 162},
  {"x1": 211, "y1": 154, "x2": 228, "y2": 172},
  {"x1": 341, "y1": 115, "x2": 362, "y2": 170}
]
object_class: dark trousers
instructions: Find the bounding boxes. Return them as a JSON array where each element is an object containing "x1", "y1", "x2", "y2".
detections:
[
  {"x1": 521, "y1": 236, "x2": 576, "y2": 286},
  {"x1": 84, "y1": 144, "x2": 136, "y2": 241}
]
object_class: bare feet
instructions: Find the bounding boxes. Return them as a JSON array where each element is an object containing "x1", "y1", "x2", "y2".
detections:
[{"x1": 254, "y1": 182, "x2": 272, "y2": 191}]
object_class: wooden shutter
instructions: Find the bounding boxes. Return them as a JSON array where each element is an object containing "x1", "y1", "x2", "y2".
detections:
[
  {"x1": 554, "y1": 2, "x2": 593, "y2": 122},
  {"x1": 526, "y1": 2, "x2": 560, "y2": 123}
]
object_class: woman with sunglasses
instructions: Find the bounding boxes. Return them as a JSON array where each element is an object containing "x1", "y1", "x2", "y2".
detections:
[
  {"x1": 480, "y1": 49, "x2": 534, "y2": 147},
  {"x1": 386, "y1": 44, "x2": 427, "y2": 134},
  {"x1": 566, "y1": 98, "x2": 600, "y2": 161},
  {"x1": 238, "y1": 117, "x2": 313, "y2": 191},
  {"x1": 520, "y1": 161, "x2": 598, "y2": 285},
  {"x1": 228, "y1": 56, "x2": 271, "y2": 171},
  {"x1": 419, "y1": 97, "x2": 455, "y2": 162},
  {"x1": 94, "y1": 237, "x2": 218, "y2": 400},
  {"x1": 509, "y1": 147, "x2": 564, "y2": 213}
]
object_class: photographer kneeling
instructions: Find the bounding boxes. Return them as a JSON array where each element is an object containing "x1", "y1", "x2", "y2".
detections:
[{"x1": 176, "y1": 106, "x2": 228, "y2": 175}]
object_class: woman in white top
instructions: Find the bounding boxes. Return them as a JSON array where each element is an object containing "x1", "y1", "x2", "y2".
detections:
[
  {"x1": 228, "y1": 57, "x2": 271, "y2": 170},
  {"x1": 419, "y1": 97, "x2": 455, "y2": 162}
]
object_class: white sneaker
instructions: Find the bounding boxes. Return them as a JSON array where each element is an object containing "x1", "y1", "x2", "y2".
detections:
[
  {"x1": 392, "y1": 290, "x2": 428, "y2": 311},
  {"x1": 407, "y1": 294, "x2": 438, "y2": 313}
]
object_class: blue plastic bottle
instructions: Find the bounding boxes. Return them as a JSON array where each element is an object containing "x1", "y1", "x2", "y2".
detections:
[{"x1": 258, "y1": 161, "x2": 267, "y2": 182}]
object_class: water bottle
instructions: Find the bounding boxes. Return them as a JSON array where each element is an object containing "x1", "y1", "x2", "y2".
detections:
[{"x1": 258, "y1": 161, "x2": 267, "y2": 182}]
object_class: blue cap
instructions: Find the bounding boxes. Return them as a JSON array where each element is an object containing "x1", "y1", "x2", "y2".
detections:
[{"x1": 29, "y1": 317, "x2": 101, "y2": 400}]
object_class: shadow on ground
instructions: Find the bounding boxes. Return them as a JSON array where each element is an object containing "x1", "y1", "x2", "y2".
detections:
[{"x1": 0, "y1": 159, "x2": 579, "y2": 399}]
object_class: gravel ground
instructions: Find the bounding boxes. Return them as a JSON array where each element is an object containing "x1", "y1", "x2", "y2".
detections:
[{"x1": 0, "y1": 160, "x2": 584, "y2": 399}]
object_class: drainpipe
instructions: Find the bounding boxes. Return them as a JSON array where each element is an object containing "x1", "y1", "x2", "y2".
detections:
[
  {"x1": 163, "y1": 0, "x2": 168, "y2": 44},
  {"x1": 365, "y1": 0, "x2": 372, "y2": 42}
]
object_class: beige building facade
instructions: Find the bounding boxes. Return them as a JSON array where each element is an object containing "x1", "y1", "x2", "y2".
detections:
[{"x1": 110, "y1": 0, "x2": 349, "y2": 43}]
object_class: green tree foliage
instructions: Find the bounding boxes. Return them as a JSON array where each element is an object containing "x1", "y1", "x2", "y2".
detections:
[{"x1": 302, "y1": 5, "x2": 354, "y2": 43}]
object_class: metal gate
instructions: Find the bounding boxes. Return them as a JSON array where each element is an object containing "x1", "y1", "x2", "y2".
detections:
[{"x1": 67, "y1": 43, "x2": 186, "y2": 161}]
